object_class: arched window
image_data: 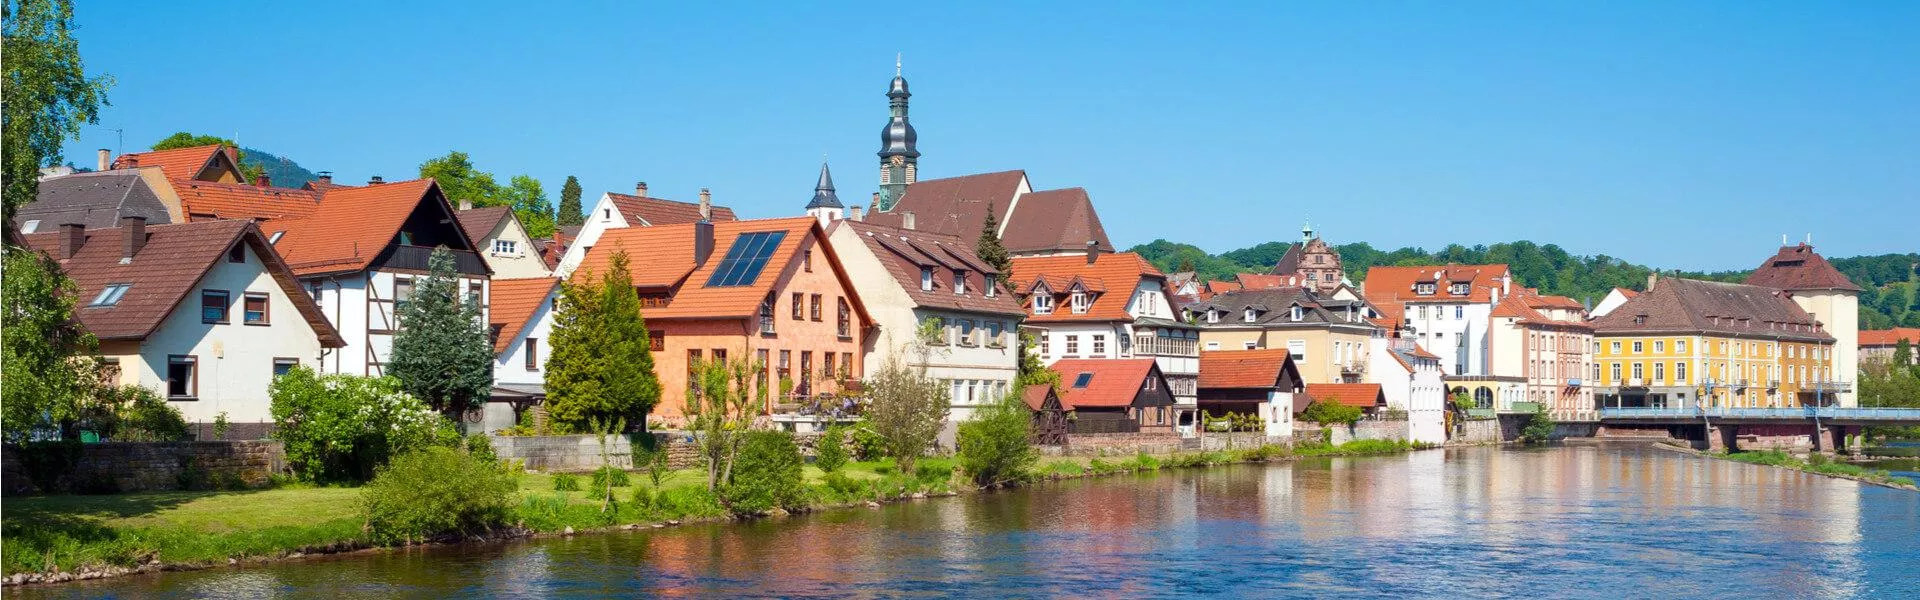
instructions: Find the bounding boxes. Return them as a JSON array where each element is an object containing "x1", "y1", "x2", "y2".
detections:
[{"x1": 1474, "y1": 387, "x2": 1493, "y2": 408}]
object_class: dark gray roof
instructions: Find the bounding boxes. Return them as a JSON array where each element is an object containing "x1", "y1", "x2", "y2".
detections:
[
  {"x1": 1189, "y1": 287, "x2": 1380, "y2": 329},
  {"x1": 19, "y1": 171, "x2": 173, "y2": 231},
  {"x1": 805, "y1": 162, "x2": 843, "y2": 209},
  {"x1": 879, "y1": 67, "x2": 919, "y2": 159},
  {"x1": 1268, "y1": 243, "x2": 1303, "y2": 275}
]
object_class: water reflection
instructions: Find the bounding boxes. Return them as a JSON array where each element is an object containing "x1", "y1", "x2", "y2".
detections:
[{"x1": 28, "y1": 446, "x2": 1920, "y2": 599}]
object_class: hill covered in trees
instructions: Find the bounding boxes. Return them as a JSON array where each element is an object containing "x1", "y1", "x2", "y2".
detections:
[
  {"x1": 1130, "y1": 239, "x2": 1920, "y2": 328},
  {"x1": 239, "y1": 147, "x2": 317, "y2": 188}
]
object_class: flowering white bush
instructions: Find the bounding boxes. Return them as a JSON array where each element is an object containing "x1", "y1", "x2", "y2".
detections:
[{"x1": 270, "y1": 367, "x2": 459, "y2": 483}]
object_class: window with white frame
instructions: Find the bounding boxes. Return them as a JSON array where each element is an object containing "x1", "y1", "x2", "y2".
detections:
[
  {"x1": 954, "y1": 271, "x2": 967, "y2": 295},
  {"x1": 492, "y1": 239, "x2": 518, "y2": 255},
  {"x1": 1287, "y1": 339, "x2": 1306, "y2": 360},
  {"x1": 1033, "y1": 294, "x2": 1054, "y2": 315},
  {"x1": 1092, "y1": 334, "x2": 1106, "y2": 355},
  {"x1": 1290, "y1": 306, "x2": 1303, "y2": 322},
  {"x1": 920, "y1": 267, "x2": 934, "y2": 291},
  {"x1": 1207, "y1": 310, "x2": 1220, "y2": 324},
  {"x1": 1244, "y1": 308, "x2": 1257, "y2": 322},
  {"x1": 1064, "y1": 335, "x2": 1079, "y2": 356},
  {"x1": 1450, "y1": 282, "x2": 1468, "y2": 296},
  {"x1": 1070, "y1": 291, "x2": 1089, "y2": 314}
]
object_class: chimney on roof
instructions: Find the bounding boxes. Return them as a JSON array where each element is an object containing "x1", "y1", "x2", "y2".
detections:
[
  {"x1": 368, "y1": 175, "x2": 385, "y2": 185},
  {"x1": 59, "y1": 223, "x2": 85, "y2": 259},
  {"x1": 635, "y1": 181, "x2": 648, "y2": 197},
  {"x1": 1647, "y1": 271, "x2": 1659, "y2": 291},
  {"x1": 693, "y1": 220, "x2": 715, "y2": 268},
  {"x1": 698, "y1": 188, "x2": 712, "y2": 221},
  {"x1": 871, "y1": 192, "x2": 881, "y2": 209},
  {"x1": 1502, "y1": 275, "x2": 1510, "y2": 295},
  {"x1": 458, "y1": 198, "x2": 472, "y2": 211},
  {"x1": 255, "y1": 172, "x2": 271, "y2": 188},
  {"x1": 119, "y1": 216, "x2": 146, "y2": 259},
  {"x1": 316, "y1": 171, "x2": 332, "y2": 185},
  {"x1": 902, "y1": 211, "x2": 916, "y2": 230},
  {"x1": 1085, "y1": 239, "x2": 1102, "y2": 265},
  {"x1": 850, "y1": 205, "x2": 864, "y2": 221},
  {"x1": 97, "y1": 149, "x2": 110, "y2": 172}
]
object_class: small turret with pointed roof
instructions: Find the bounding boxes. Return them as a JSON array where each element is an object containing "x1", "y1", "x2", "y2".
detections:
[{"x1": 805, "y1": 160, "x2": 845, "y2": 226}]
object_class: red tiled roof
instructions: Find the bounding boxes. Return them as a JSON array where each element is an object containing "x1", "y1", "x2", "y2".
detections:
[
  {"x1": 570, "y1": 224, "x2": 701, "y2": 288},
  {"x1": 1012, "y1": 252, "x2": 1163, "y2": 323},
  {"x1": 1363, "y1": 264, "x2": 1513, "y2": 327},
  {"x1": 268, "y1": 179, "x2": 446, "y2": 276},
  {"x1": 1860, "y1": 328, "x2": 1920, "y2": 347},
  {"x1": 1198, "y1": 349, "x2": 1299, "y2": 389},
  {"x1": 1526, "y1": 294, "x2": 1583, "y2": 309},
  {"x1": 487, "y1": 277, "x2": 559, "y2": 354},
  {"x1": 20, "y1": 220, "x2": 341, "y2": 345},
  {"x1": 1409, "y1": 344, "x2": 1440, "y2": 359},
  {"x1": 572, "y1": 217, "x2": 870, "y2": 323},
  {"x1": 865, "y1": 170, "x2": 1027, "y2": 238},
  {"x1": 172, "y1": 179, "x2": 322, "y2": 221},
  {"x1": 1049, "y1": 358, "x2": 1159, "y2": 408},
  {"x1": 1235, "y1": 273, "x2": 1292, "y2": 290},
  {"x1": 837, "y1": 220, "x2": 1025, "y2": 316},
  {"x1": 1305, "y1": 383, "x2": 1385, "y2": 409},
  {"x1": 607, "y1": 193, "x2": 738, "y2": 226},
  {"x1": 456, "y1": 206, "x2": 514, "y2": 243},
  {"x1": 1022, "y1": 385, "x2": 1061, "y2": 411},
  {"x1": 1615, "y1": 287, "x2": 1640, "y2": 298},
  {"x1": 1744, "y1": 243, "x2": 1862, "y2": 292},
  {"x1": 111, "y1": 144, "x2": 239, "y2": 183},
  {"x1": 999, "y1": 187, "x2": 1115, "y2": 255}
]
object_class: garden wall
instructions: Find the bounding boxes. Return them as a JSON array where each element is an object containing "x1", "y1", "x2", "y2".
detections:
[
  {"x1": 1, "y1": 441, "x2": 284, "y2": 495},
  {"x1": 1296, "y1": 420, "x2": 1411, "y2": 445},
  {"x1": 1198, "y1": 432, "x2": 1288, "y2": 451},
  {"x1": 1039, "y1": 432, "x2": 1189, "y2": 456},
  {"x1": 1451, "y1": 418, "x2": 1505, "y2": 445}
]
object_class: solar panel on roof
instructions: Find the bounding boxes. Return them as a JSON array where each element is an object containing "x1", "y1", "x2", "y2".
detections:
[{"x1": 705, "y1": 231, "x2": 787, "y2": 287}]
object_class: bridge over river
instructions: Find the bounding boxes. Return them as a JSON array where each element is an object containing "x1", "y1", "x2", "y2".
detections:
[{"x1": 1592, "y1": 407, "x2": 1920, "y2": 453}]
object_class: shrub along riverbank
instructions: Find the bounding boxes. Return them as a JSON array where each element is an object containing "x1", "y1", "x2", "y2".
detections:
[
  {"x1": 1710, "y1": 449, "x2": 1917, "y2": 490},
  {"x1": 1, "y1": 437, "x2": 1427, "y2": 584}
]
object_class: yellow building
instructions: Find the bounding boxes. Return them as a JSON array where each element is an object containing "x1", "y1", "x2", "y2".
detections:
[
  {"x1": 1590, "y1": 275, "x2": 1837, "y2": 409},
  {"x1": 1184, "y1": 287, "x2": 1381, "y2": 384}
]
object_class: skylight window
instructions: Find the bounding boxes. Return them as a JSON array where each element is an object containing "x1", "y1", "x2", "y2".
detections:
[
  {"x1": 21, "y1": 220, "x2": 41, "y2": 233},
  {"x1": 269, "y1": 231, "x2": 285, "y2": 244},
  {"x1": 90, "y1": 283, "x2": 132, "y2": 307},
  {"x1": 705, "y1": 231, "x2": 788, "y2": 287},
  {"x1": 1073, "y1": 372, "x2": 1094, "y2": 388}
]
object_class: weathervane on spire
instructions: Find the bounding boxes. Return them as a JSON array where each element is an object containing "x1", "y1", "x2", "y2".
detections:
[{"x1": 896, "y1": 53, "x2": 902, "y2": 75}]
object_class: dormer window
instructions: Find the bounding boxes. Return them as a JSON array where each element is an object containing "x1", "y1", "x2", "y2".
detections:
[
  {"x1": 954, "y1": 271, "x2": 967, "y2": 295},
  {"x1": 1415, "y1": 283, "x2": 1437, "y2": 295},
  {"x1": 920, "y1": 267, "x2": 933, "y2": 291},
  {"x1": 1290, "y1": 306, "x2": 1304, "y2": 322},
  {"x1": 1033, "y1": 294, "x2": 1054, "y2": 315},
  {"x1": 1450, "y1": 283, "x2": 1469, "y2": 296},
  {"x1": 1244, "y1": 308, "x2": 1257, "y2": 322},
  {"x1": 1070, "y1": 291, "x2": 1089, "y2": 314},
  {"x1": 985, "y1": 278, "x2": 996, "y2": 298},
  {"x1": 1206, "y1": 310, "x2": 1220, "y2": 324}
]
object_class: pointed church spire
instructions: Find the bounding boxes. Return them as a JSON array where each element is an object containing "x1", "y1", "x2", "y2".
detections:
[
  {"x1": 876, "y1": 55, "x2": 919, "y2": 212},
  {"x1": 807, "y1": 161, "x2": 843, "y2": 209}
]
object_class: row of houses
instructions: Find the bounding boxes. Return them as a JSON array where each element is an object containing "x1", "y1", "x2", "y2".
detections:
[{"x1": 12, "y1": 66, "x2": 1868, "y2": 447}]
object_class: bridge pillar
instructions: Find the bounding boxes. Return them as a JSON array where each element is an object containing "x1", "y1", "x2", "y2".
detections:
[
  {"x1": 1706, "y1": 424, "x2": 1737, "y2": 452},
  {"x1": 1834, "y1": 426, "x2": 1859, "y2": 456},
  {"x1": 1812, "y1": 423, "x2": 1829, "y2": 454}
]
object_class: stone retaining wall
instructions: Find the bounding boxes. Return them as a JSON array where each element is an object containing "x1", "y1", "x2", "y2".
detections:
[
  {"x1": 1040, "y1": 433, "x2": 1189, "y2": 456},
  {"x1": 1296, "y1": 420, "x2": 1412, "y2": 445},
  {"x1": 1451, "y1": 418, "x2": 1505, "y2": 445},
  {"x1": 1, "y1": 441, "x2": 283, "y2": 495}
]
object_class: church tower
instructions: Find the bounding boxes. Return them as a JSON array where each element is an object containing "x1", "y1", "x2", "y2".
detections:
[
  {"x1": 805, "y1": 161, "x2": 844, "y2": 226},
  {"x1": 876, "y1": 55, "x2": 918, "y2": 212}
]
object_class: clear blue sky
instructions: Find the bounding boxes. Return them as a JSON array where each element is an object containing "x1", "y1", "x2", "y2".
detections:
[{"x1": 60, "y1": 1, "x2": 1918, "y2": 270}]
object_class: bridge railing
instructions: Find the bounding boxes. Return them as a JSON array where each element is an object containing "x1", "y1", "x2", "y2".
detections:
[{"x1": 1599, "y1": 407, "x2": 1920, "y2": 420}]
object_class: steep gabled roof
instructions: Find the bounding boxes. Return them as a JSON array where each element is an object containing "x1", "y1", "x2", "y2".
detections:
[
  {"x1": 1744, "y1": 243, "x2": 1861, "y2": 292},
  {"x1": 837, "y1": 220, "x2": 1024, "y2": 316},
  {"x1": 111, "y1": 144, "x2": 244, "y2": 183},
  {"x1": 487, "y1": 277, "x2": 560, "y2": 354},
  {"x1": 20, "y1": 220, "x2": 341, "y2": 345},
  {"x1": 172, "y1": 179, "x2": 322, "y2": 221},
  {"x1": 456, "y1": 206, "x2": 515, "y2": 242},
  {"x1": 1268, "y1": 243, "x2": 1304, "y2": 275},
  {"x1": 18, "y1": 171, "x2": 173, "y2": 229},
  {"x1": 267, "y1": 179, "x2": 451, "y2": 276},
  {"x1": 1012, "y1": 252, "x2": 1163, "y2": 323},
  {"x1": 1198, "y1": 348, "x2": 1302, "y2": 390},
  {"x1": 1000, "y1": 187, "x2": 1114, "y2": 254},
  {"x1": 1305, "y1": 383, "x2": 1385, "y2": 409},
  {"x1": 1048, "y1": 358, "x2": 1160, "y2": 408},
  {"x1": 573, "y1": 217, "x2": 870, "y2": 323},
  {"x1": 1589, "y1": 277, "x2": 1833, "y2": 342},
  {"x1": 866, "y1": 170, "x2": 1027, "y2": 237},
  {"x1": 607, "y1": 193, "x2": 738, "y2": 226}
]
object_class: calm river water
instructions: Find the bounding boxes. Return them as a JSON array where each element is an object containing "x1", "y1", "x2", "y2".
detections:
[{"x1": 23, "y1": 445, "x2": 1920, "y2": 599}]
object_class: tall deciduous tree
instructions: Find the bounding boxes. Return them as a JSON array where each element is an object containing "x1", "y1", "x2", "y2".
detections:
[
  {"x1": 557, "y1": 175, "x2": 584, "y2": 227},
  {"x1": 544, "y1": 250, "x2": 660, "y2": 430},
  {"x1": 687, "y1": 357, "x2": 764, "y2": 491},
  {"x1": 3, "y1": 0, "x2": 112, "y2": 223},
  {"x1": 1, "y1": 246, "x2": 98, "y2": 439},
  {"x1": 502, "y1": 174, "x2": 555, "y2": 239},
  {"x1": 418, "y1": 151, "x2": 500, "y2": 207},
  {"x1": 388, "y1": 247, "x2": 493, "y2": 420},
  {"x1": 863, "y1": 326, "x2": 950, "y2": 475}
]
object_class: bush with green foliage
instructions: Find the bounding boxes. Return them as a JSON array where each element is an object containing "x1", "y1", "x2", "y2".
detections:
[
  {"x1": 1521, "y1": 408, "x2": 1556, "y2": 444},
  {"x1": 465, "y1": 434, "x2": 499, "y2": 465},
  {"x1": 1301, "y1": 400, "x2": 1363, "y2": 426},
  {"x1": 849, "y1": 425, "x2": 887, "y2": 461},
  {"x1": 552, "y1": 473, "x2": 581, "y2": 492},
  {"x1": 361, "y1": 447, "x2": 516, "y2": 543},
  {"x1": 82, "y1": 384, "x2": 190, "y2": 442},
  {"x1": 270, "y1": 367, "x2": 458, "y2": 483},
  {"x1": 590, "y1": 466, "x2": 631, "y2": 489},
  {"x1": 956, "y1": 394, "x2": 1038, "y2": 487},
  {"x1": 722, "y1": 431, "x2": 807, "y2": 516},
  {"x1": 815, "y1": 424, "x2": 850, "y2": 473}
]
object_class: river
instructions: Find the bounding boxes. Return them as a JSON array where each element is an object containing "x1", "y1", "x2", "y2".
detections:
[{"x1": 21, "y1": 445, "x2": 1920, "y2": 599}]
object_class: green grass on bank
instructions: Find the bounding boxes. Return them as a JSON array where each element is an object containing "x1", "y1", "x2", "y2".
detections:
[
  {"x1": 1716, "y1": 450, "x2": 1917, "y2": 489},
  {"x1": 1, "y1": 440, "x2": 1426, "y2": 577}
]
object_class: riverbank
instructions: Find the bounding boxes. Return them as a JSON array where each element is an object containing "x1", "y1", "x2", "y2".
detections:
[
  {"x1": 1, "y1": 438, "x2": 1425, "y2": 587},
  {"x1": 1655, "y1": 442, "x2": 1919, "y2": 491}
]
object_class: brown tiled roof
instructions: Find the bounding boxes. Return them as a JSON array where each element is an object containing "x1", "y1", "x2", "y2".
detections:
[
  {"x1": 837, "y1": 220, "x2": 1025, "y2": 316},
  {"x1": 1589, "y1": 277, "x2": 1833, "y2": 343},
  {"x1": 267, "y1": 179, "x2": 447, "y2": 276},
  {"x1": 456, "y1": 206, "x2": 514, "y2": 242},
  {"x1": 1615, "y1": 287, "x2": 1640, "y2": 298},
  {"x1": 1049, "y1": 358, "x2": 1159, "y2": 408},
  {"x1": 1012, "y1": 252, "x2": 1163, "y2": 323},
  {"x1": 1198, "y1": 349, "x2": 1300, "y2": 389},
  {"x1": 1022, "y1": 385, "x2": 1060, "y2": 411},
  {"x1": 1268, "y1": 244, "x2": 1303, "y2": 275},
  {"x1": 20, "y1": 220, "x2": 341, "y2": 345},
  {"x1": 1305, "y1": 383, "x2": 1385, "y2": 409},
  {"x1": 111, "y1": 144, "x2": 240, "y2": 183},
  {"x1": 865, "y1": 170, "x2": 1026, "y2": 237},
  {"x1": 1744, "y1": 243, "x2": 1861, "y2": 292},
  {"x1": 1492, "y1": 292, "x2": 1594, "y2": 330},
  {"x1": 1235, "y1": 273, "x2": 1292, "y2": 290},
  {"x1": 487, "y1": 277, "x2": 559, "y2": 354},
  {"x1": 1187, "y1": 286, "x2": 1377, "y2": 329},
  {"x1": 572, "y1": 217, "x2": 870, "y2": 323},
  {"x1": 172, "y1": 179, "x2": 322, "y2": 221},
  {"x1": 1860, "y1": 328, "x2": 1920, "y2": 347},
  {"x1": 607, "y1": 193, "x2": 738, "y2": 226},
  {"x1": 1363, "y1": 264, "x2": 1513, "y2": 328},
  {"x1": 999, "y1": 187, "x2": 1114, "y2": 254}
]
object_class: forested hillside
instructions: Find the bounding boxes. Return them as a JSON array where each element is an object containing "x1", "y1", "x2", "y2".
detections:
[{"x1": 1131, "y1": 238, "x2": 1920, "y2": 327}]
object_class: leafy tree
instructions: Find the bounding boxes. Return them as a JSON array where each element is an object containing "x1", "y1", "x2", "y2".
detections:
[
  {"x1": 1016, "y1": 331, "x2": 1059, "y2": 391},
  {"x1": 388, "y1": 247, "x2": 493, "y2": 419},
  {"x1": 502, "y1": 174, "x2": 555, "y2": 239},
  {"x1": 815, "y1": 423, "x2": 849, "y2": 473},
  {"x1": 1896, "y1": 339, "x2": 1914, "y2": 370},
  {"x1": 418, "y1": 150, "x2": 500, "y2": 206},
  {"x1": 544, "y1": 250, "x2": 659, "y2": 430},
  {"x1": 2, "y1": 0, "x2": 112, "y2": 223},
  {"x1": 1177, "y1": 256, "x2": 1196, "y2": 273},
  {"x1": 1, "y1": 246, "x2": 98, "y2": 440},
  {"x1": 1520, "y1": 407, "x2": 1555, "y2": 445},
  {"x1": 149, "y1": 132, "x2": 263, "y2": 179},
  {"x1": 270, "y1": 367, "x2": 459, "y2": 483},
  {"x1": 863, "y1": 353, "x2": 950, "y2": 476},
  {"x1": 1301, "y1": 400, "x2": 1363, "y2": 426},
  {"x1": 977, "y1": 204, "x2": 1012, "y2": 283},
  {"x1": 557, "y1": 175, "x2": 584, "y2": 227},
  {"x1": 956, "y1": 391, "x2": 1038, "y2": 487},
  {"x1": 687, "y1": 357, "x2": 765, "y2": 491}
]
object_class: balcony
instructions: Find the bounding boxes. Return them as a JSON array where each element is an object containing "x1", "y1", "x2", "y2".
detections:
[
  {"x1": 1565, "y1": 378, "x2": 1583, "y2": 388},
  {"x1": 1340, "y1": 361, "x2": 1366, "y2": 375},
  {"x1": 1767, "y1": 380, "x2": 1780, "y2": 392},
  {"x1": 1626, "y1": 378, "x2": 1645, "y2": 387},
  {"x1": 1812, "y1": 380, "x2": 1853, "y2": 393},
  {"x1": 374, "y1": 244, "x2": 489, "y2": 276},
  {"x1": 1732, "y1": 379, "x2": 1749, "y2": 392},
  {"x1": 1132, "y1": 335, "x2": 1198, "y2": 358}
]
